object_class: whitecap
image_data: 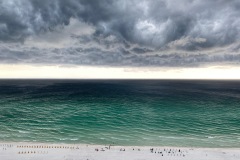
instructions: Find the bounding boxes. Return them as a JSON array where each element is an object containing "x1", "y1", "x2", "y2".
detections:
[
  {"x1": 70, "y1": 138, "x2": 78, "y2": 141},
  {"x1": 206, "y1": 136, "x2": 215, "y2": 139},
  {"x1": 18, "y1": 130, "x2": 30, "y2": 134}
]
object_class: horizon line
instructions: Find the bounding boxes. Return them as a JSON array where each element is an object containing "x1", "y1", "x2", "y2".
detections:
[{"x1": 0, "y1": 78, "x2": 240, "y2": 81}]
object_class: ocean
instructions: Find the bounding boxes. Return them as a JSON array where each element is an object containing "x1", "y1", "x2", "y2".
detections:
[{"x1": 0, "y1": 80, "x2": 239, "y2": 147}]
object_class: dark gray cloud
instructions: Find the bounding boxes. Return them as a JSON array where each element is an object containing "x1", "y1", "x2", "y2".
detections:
[
  {"x1": 1, "y1": 0, "x2": 240, "y2": 47},
  {"x1": 0, "y1": 0, "x2": 240, "y2": 67},
  {"x1": 1, "y1": 41, "x2": 240, "y2": 67}
]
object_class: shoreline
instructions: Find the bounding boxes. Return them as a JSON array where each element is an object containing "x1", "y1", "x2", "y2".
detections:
[
  {"x1": 0, "y1": 141, "x2": 239, "y2": 149},
  {"x1": 0, "y1": 141, "x2": 238, "y2": 148},
  {"x1": 0, "y1": 142, "x2": 240, "y2": 160}
]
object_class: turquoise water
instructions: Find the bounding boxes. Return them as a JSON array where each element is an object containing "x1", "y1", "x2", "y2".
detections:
[{"x1": 0, "y1": 80, "x2": 240, "y2": 147}]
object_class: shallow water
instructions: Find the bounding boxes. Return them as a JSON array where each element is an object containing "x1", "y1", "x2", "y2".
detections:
[{"x1": 0, "y1": 80, "x2": 239, "y2": 147}]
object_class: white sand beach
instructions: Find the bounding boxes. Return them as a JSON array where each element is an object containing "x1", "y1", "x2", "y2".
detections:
[{"x1": 0, "y1": 142, "x2": 239, "y2": 160}]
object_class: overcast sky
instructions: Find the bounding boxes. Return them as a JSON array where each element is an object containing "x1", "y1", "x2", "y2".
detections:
[{"x1": 0, "y1": 0, "x2": 240, "y2": 78}]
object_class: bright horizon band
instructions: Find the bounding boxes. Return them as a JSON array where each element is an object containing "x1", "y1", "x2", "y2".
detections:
[{"x1": 0, "y1": 64, "x2": 240, "y2": 79}]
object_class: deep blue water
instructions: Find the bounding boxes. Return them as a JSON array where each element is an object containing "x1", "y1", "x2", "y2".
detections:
[{"x1": 0, "y1": 80, "x2": 239, "y2": 147}]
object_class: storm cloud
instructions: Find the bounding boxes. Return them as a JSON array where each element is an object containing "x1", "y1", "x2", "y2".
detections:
[{"x1": 0, "y1": 0, "x2": 240, "y2": 66}]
